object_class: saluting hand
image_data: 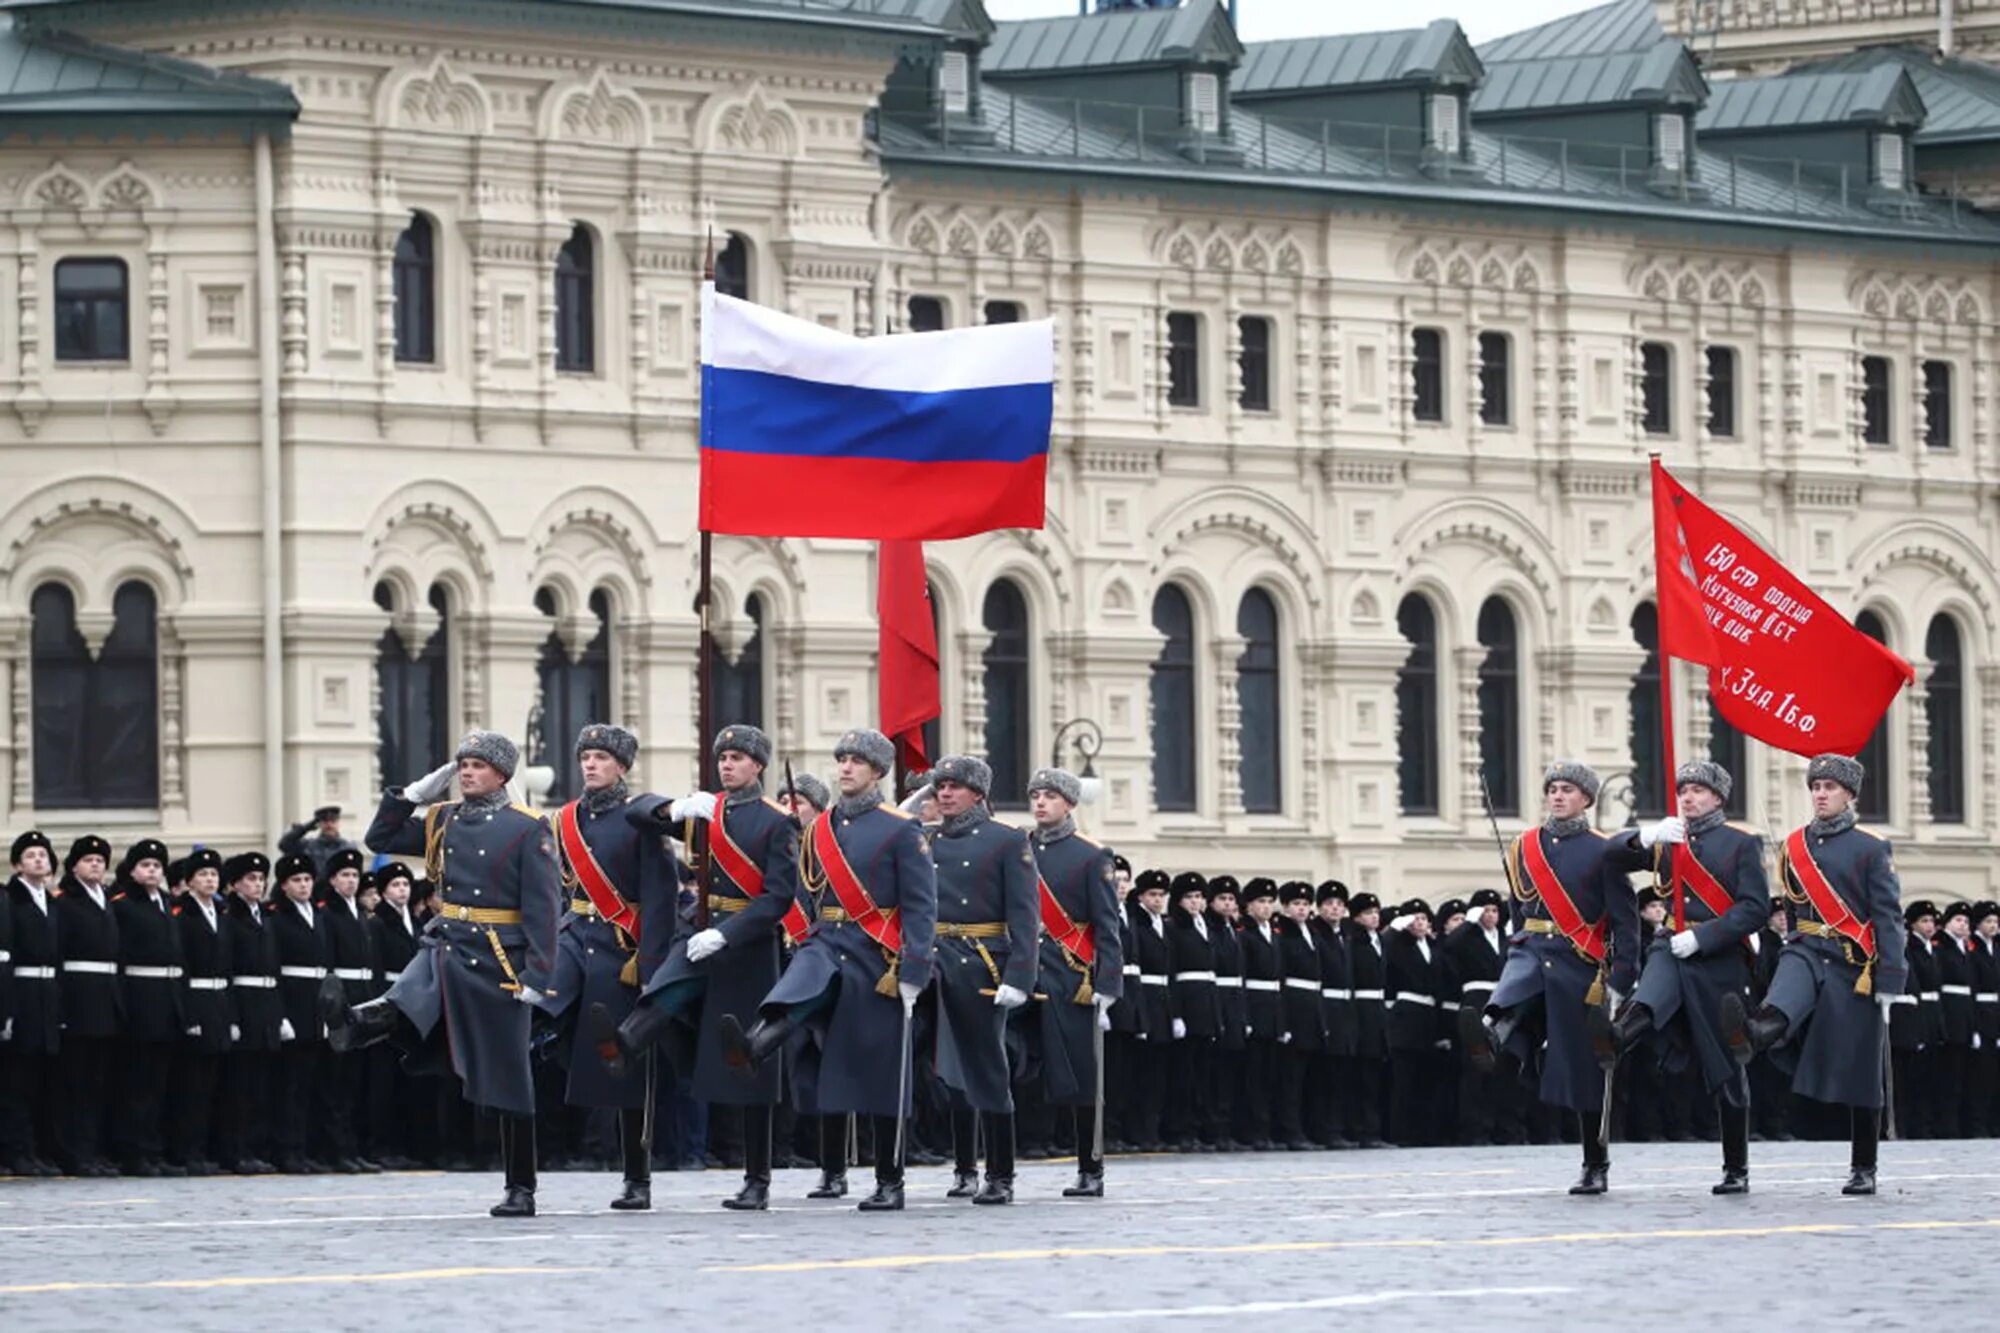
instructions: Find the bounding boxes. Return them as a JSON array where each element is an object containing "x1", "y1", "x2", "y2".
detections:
[
  {"x1": 404, "y1": 762, "x2": 455, "y2": 805},
  {"x1": 668, "y1": 792, "x2": 718, "y2": 823}
]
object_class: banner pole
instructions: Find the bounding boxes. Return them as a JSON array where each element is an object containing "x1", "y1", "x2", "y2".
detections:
[
  {"x1": 695, "y1": 231, "x2": 717, "y2": 931},
  {"x1": 1650, "y1": 451, "x2": 1685, "y2": 934}
]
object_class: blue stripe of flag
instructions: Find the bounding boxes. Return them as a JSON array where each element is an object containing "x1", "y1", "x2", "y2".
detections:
[{"x1": 703, "y1": 366, "x2": 1052, "y2": 464}]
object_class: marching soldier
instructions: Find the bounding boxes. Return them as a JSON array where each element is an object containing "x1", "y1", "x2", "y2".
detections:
[
  {"x1": 328, "y1": 731, "x2": 562, "y2": 1216},
  {"x1": 916, "y1": 755, "x2": 1036, "y2": 1204},
  {"x1": 1446, "y1": 888, "x2": 1509, "y2": 1144},
  {"x1": 320, "y1": 848, "x2": 379, "y2": 1172},
  {"x1": 1025, "y1": 767, "x2": 1121, "y2": 1196},
  {"x1": 1725, "y1": 754, "x2": 1907, "y2": 1194},
  {"x1": 1607, "y1": 760, "x2": 1767, "y2": 1192},
  {"x1": 111, "y1": 838, "x2": 183, "y2": 1176},
  {"x1": 55, "y1": 835, "x2": 120, "y2": 1177},
  {"x1": 279, "y1": 806, "x2": 360, "y2": 882},
  {"x1": 1463, "y1": 761, "x2": 1652, "y2": 1194},
  {"x1": 1385, "y1": 899, "x2": 1452, "y2": 1146},
  {"x1": 784, "y1": 771, "x2": 831, "y2": 825},
  {"x1": 585, "y1": 723, "x2": 774, "y2": 1211},
  {"x1": 270, "y1": 853, "x2": 331, "y2": 1173},
  {"x1": 1, "y1": 831, "x2": 62, "y2": 1177},
  {"x1": 221, "y1": 853, "x2": 281, "y2": 1175},
  {"x1": 1164, "y1": 873, "x2": 1219, "y2": 1153},
  {"x1": 1234, "y1": 878, "x2": 1282, "y2": 1151},
  {"x1": 718, "y1": 728, "x2": 936, "y2": 1212},
  {"x1": 1110, "y1": 871, "x2": 1172, "y2": 1151},
  {"x1": 169, "y1": 848, "x2": 231, "y2": 1175}
]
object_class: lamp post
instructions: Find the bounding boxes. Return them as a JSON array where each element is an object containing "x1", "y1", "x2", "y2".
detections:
[{"x1": 1050, "y1": 717, "x2": 1103, "y2": 778}]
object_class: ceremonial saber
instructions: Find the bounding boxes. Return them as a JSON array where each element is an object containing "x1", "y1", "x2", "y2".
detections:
[
  {"x1": 1881, "y1": 1009, "x2": 1896, "y2": 1141},
  {"x1": 1092, "y1": 1005, "x2": 1106, "y2": 1165},
  {"x1": 892, "y1": 995, "x2": 914, "y2": 1172}
]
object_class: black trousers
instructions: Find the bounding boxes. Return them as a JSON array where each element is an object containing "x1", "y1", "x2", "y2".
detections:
[
  {"x1": 219, "y1": 1051, "x2": 276, "y2": 1167},
  {"x1": 1119, "y1": 1037, "x2": 1168, "y2": 1147},
  {"x1": 1163, "y1": 1036, "x2": 1214, "y2": 1145},
  {"x1": 1749, "y1": 1052, "x2": 1793, "y2": 1139},
  {"x1": 168, "y1": 1050, "x2": 222, "y2": 1166},
  {"x1": 320, "y1": 1046, "x2": 363, "y2": 1160},
  {"x1": 1457, "y1": 1059, "x2": 1510, "y2": 1144},
  {"x1": 367, "y1": 1045, "x2": 414, "y2": 1161},
  {"x1": 0, "y1": 1050, "x2": 58, "y2": 1165},
  {"x1": 115, "y1": 1039, "x2": 175, "y2": 1164},
  {"x1": 275, "y1": 1042, "x2": 323, "y2": 1160},
  {"x1": 1391, "y1": 1049, "x2": 1450, "y2": 1146},
  {"x1": 1934, "y1": 1045, "x2": 1971, "y2": 1138},
  {"x1": 1305, "y1": 1051, "x2": 1343, "y2": 1145},
  {"x1": 1236, "y1": 1039, "x2": 1276, "y2": 1145},
  {"x1": 1273, "y1": 1044, "x2": 1315, "y2": 1144},
  {"x1": 1208, "y1": 1045, "x2": 1242, "y2": 1146},
  {"x1": 869, "y1": 1114, "x2": 903, "y2": 1185},
  {"x1": 1342, "y1": 1053, "x2": 1385, "y2": 1143},
  {"x1": 55, "y1": 1035, "x2": 115, "y2": 1168}
]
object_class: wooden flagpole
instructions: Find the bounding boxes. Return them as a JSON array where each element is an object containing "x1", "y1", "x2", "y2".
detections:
[
  {"x1": 1650, "y1": 450, "x2": 1685, "y2": 933},
  {"x1": 695, "y1": 230, "x2": 717, "y2": 931}
]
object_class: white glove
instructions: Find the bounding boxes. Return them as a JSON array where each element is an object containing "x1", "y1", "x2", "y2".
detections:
[
  {"x1": 668, "y1": 792, "x2": 718, "y2": 824},
  {"x1": 515, "y1": 985, "x2": 544, "y2": 1004},
  {"x1": 1976, "y1": 1033, "x2": 1984, "y2": 1051},
  {"x1": 1877, "y1": 994, "x2": 1897, "y2": 1021},
  {"x1": 404, "y1": 761, "x2": 455, "y2": 805},
  {"x1": 1246, "y1": 1024, "x2": 1255, "y2": 1038},
  {"x1": 898, "y1": 784, "x2": 935, "y2": 816},
  {"x1": 1640, "y1": 816, "x2": 1687, "y2": 848},
  {"x1": 899, "y1": 981, "x2": 921, "y2": 1014},
  {"x1": 279, "y1": 1018, "x2": 296, "y2": 1043},
  {"x1": 1171, "y1": 1017, "x2": 1187, "y2": 1040},
  {"x1": 1097, "y1": 1009, "x2": 1113, "y2": 1032},
  {"x1": 1435, "y1": 1038, "x2": 1452, "y2": 1050},
  {"x1": 993, "y1": 983, "x2": 1028, "y2": 1009},
  {"x1": 229, "y1": 1024, "x2": 241, "y2": 1043},
  {"x1": 0, "y1": 1018, "x2": 11, "y2": 1043},
  {"x1": 185, "y1": 1025, "x2": 201, "y2": 1038},
  {"x1": 1093, "y1": 992, "x2": 1115, "y2": 1030},
  {"x1": 1606, "y1": 988, "x2": 1625, "y2": 1014},
  {"x1": 1747, "y1": 932, "x2": 1761, "y2": 955},
  {"x1": 686, "y1": 928, "x2": 726, "y2": 962},
  {"x1": 1278, "y1": 1031, "x2": 1292, "y2": 1045},
  {"x1": 1670, "y1": 930, "x2": 1700, "y2": 959}
]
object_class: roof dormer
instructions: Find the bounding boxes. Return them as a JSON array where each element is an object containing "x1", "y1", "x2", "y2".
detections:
[
  {"x1": 879, "y1": 0, "x2": 999, "y2": 143},
  {"x1": 1696, "y1": 66, "x2": 1927, "y2": 209},
  {"x1": 1472, "y1": 37, "x2": 1708, "y2": 190}
]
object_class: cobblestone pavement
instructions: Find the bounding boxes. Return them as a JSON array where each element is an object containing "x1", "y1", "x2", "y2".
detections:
[{"x1": 2, "y1": 1140, "x2": 1994, "y2": 1331}]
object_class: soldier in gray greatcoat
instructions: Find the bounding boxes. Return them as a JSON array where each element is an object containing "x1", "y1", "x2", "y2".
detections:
[
  {"x1": 1725, "y1": 753, "x2": 1907, "y2": 1196},
  {"x1": 921, "y1": 754, "x2": 1038, "y2": 1206},
  {"x1": 324, "y1": 730, "x2": 561, "y2": 1218},
  {"x1": 1607, "y1": 759, "x2": 1768, "y2": 1194}
]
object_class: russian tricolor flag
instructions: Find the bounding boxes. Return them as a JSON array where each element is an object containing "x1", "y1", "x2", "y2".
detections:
[{"x1": 698, "y1": 284, "x2": 1053, "y2": 540}]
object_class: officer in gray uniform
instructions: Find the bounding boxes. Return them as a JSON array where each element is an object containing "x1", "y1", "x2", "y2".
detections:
[
  {"x1": 718, "y1": 728, "x2": 937, "y2": 1212},
  {"x1": 326, "y1": 730, "x2": 561, "y2": 1218},
  {"x1": 1607, "y1": 759, "x2": 1768, "y2": 1193},
  {"x1": 535, "y1": 723, "x2": 681, "y2": 1211},
  {"x1": 1026, "y1": 767, "x2": 1122, "y2": 1197},
  {"x1": 922, "y1": 754, "x2": 1038, "y2": 1205},
  {"x1": 1725, "y1": 753, "x2": 1906, "y2": 1196}
]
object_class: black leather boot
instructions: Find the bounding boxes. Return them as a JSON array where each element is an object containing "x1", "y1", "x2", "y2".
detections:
[
  {"x1": 947, "y1": 1109, "x2": 979, "y2": 1198},
  {"x1": 724, "y1": 1105, "x2": 772, "y2": 1211},
  {"x1": 809, "y1": 1115, "x2": 848, "y2": 1198},
  {"x1": 490, "y1": 1116, "x2": 537, "y2": 1218},
  {"x1": 586, "y1": 1001, "x2": 670, "y2": 1081},
  {"x1": 719, "y1": 1012, "x2": 793, "y2": 1076},
  {"x1": 1065, "y1": 1105, "x2": 1104, "y2": 1197},
  {"x1": 324, "y1": 983, "x2": 401, "y2": 1054},
  {"x1": 1611, "y1": 1002, "x2": 1654, "y2": 1053},
  {"x1": 1721, "y1": 994, "x2": 1789, "y2": 1064},
  {"x1": 610, "y1": 1106, "x2": 651, "y2": 1210},
  {"x1": 858, "y1": 1115, "x2": 906, "y2": 1211},
  {"x1": 973, "y1": 1112, "x2": 1015, "y2": 1206},
  {"x1": 1714, "y1": 1101, "x2": 1750, "y2": 1195},
  {"x1": 1569, "y1": 1114, "x2": 1609, "y2": 1196},
  {"x1": 1459, "y1": 1004, "x2": 1498, "y2": 1073},
  {"x1": 1844, "y1": 1107, "x2": 1879, "y2": 1195}
]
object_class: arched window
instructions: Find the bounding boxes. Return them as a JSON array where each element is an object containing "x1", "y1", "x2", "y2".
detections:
[
  {"x1": 1236, "y1": 588, "x2": 1281, "y2": 813},
  {"x1": 1708, "y1": 699, "x2": 1748, "y2": 820},
  {"x1": 1151, "y1": 585, "x2": 1197, "y2": 812},
  {"x1": 537, "y1": 589, "x2": 613, "y2": 803},
  {"x1": 393, "y1": 211, "x2": 436, "y2": 364},
  {"x1": 554, "y1": 223, "x2": 595, "y2": 373},
  {"x1": 1396, "y1": 595, "x2": 1440, "y2": 815},
  {"x1": 714, "y1": 232, "x2": 751, "y2": 302},
  {"x1": 981, "y1": 581, "x2": 1030, "y2": 807},
  {"x1": 1629, "y1": 603, "x2": 1666, "y2": 818},
  {"x1": 1927, "y1": 614, "x2": 1965, "y2": 823},
  {"x1": 1477, "y1": 596, "x2": 1519, "y2": 817},
  {"x1": 715, "y1": 593, "x2": 765, "y2": 732},
  {"x1": 31, "y1": 580, "x2": 158, "y2": 808},
  {"x1": 376, "y1": 582, "x2": 451, "y2": 791},
  {"x1": 1855, "y1": 611, "x2": 1892, "y2": 822}
]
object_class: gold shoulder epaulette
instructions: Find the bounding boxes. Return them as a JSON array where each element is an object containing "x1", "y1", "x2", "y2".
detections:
[
  {"x1": 876, "y1": 802, "x2": 915, "y2": 821},
  {"x1": 761, "y1": 796, "x2": 790, "y2": 814},
  {"x1": 1588, "y1": 828, "x2": 1609, "y2": 839},
  {"x1": 1859, "y1": 826, "x2": 1889, "y2": 842},
  {"x1": 509, "y1": 801, "x2": 543, "y2": 820},
  {"x1": 1074, "y1": 833, "x2": 1103, "y2": 849},
  {"x1": 1726, "y1": 821, "x2": 1763, "y2": 837}
]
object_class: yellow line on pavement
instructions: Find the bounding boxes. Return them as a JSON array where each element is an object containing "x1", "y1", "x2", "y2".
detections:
[
  {"x1": 0, "y1": 1265, "x2": 603, "y2": 1296},
  {"x1": 703, "y1": 1219, "x2": 2000, "y2": 1274}
]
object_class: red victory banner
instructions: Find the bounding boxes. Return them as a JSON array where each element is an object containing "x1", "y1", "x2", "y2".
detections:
[
  {"x1": 1651, "y1": 459, "x2": 1913, "y2": 757},
  {"x1": 877, "y1": 540, "x2": 940, "y2": 773}
]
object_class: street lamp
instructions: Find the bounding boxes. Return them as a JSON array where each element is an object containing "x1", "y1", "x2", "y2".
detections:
[{"x1": 1050, "y1": 717, "x2": 1104, "y2": 805}]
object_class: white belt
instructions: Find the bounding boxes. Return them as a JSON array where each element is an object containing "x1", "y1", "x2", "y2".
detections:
[
  {"x1": 384, "y1": 970, "x2": 404, "y2": 982},
  {"x1": 1353, "y1": 988, "x2": 1386, "y2": 1001},
  {"x1": 1442, "y1": 1001, "x2": 1461, "y2": 1011},
  {"x1": 1284, "y1": 977, "x2": 1319, "y2": 991},
  {"x1": 15, "y1": 965, "x2": 56, "y2": 980},
  {"x1": 1461, "y1": 980, "x2": 1497, "y2": 993},
  {"x1": 1244, "y1": 979, "x2": 1281, "y2": 992},
  {"x1": 1173, "y1": 971, "x2": 1216, "y2": 983},
  {"x1": 1140, "y1": 974, "x2": 1169, "y2": 986},
  {"x1": 280, "y1": 966, "x2": 328, "y2": 980},
  {"x1": 63, "y1": 960, "x2": 117, "y2": 975},
  {"x1": 1394, "y1": 992, "x2": 1437, "y2": 1007},
  {"x1": 1215, "y1": 976, "x2": 1242, "y2": 989},
  {"x1": 1890, "y1": 994, "x2": 1918, "y2": 1006},
  {"x1": 1121, "y1": 964, "x2": 1141, "y2": 977},
  {"x1": 1942, "y1": 985, "x2": 1973, "y2": 996},
  {"x1": 1921, "y1": 991, "x2": 1941, "y2": 1002},
  {"x1": 233, "y1": 975, "x2": 277, "y2": 989},
  {"x1": 333, "y1": 968, "x2": 372, "y2": 982},
  {"x1": 1321, "y1": 987, "x2": 1351, "y2": 1001},
  {"x1": 124, "y1": 965, "x2": 182, "y2": 979},
  {"x1": 1978, "y1": 993, "x2": 2000, "y2": 1003},
  {"x1": 187, "y1": 977, "x2": 228, "y2": 991}
]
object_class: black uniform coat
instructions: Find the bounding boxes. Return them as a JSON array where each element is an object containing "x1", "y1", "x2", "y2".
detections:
[
  {"x1": 763, "y1": 800, "x2": 937, "y2": 1118},
  {"x1": 174, "y1": 897, "x2": 235, "y2": 1055},
  {"x1": 1029, "y1": 826, "x2": 1123, "y2": 1106},
  {"x1": 4, "y1": 878, "x2": 60, "y2": 1054},
  {"x1": 1937, "y1": 935, "x2": 1977, "y2": 1047},
  {"x1": 1210, "y1": 914, "x2": 1247, "y2": 1051},
  {"x1": 1385, "y1": 931, "x2": 1449, "y2": 1052},
  {"x1": 369, "y1": 903, "x2": 421, "y2": 997},
  {"x1": 1166, "y1": 907, "x2": 1220, "y2": 1039},
  {"x1": 368, "y1": 791, "x2": 562, "y2": 1116},
  {"x1": 112, "y1": 883, "x2": 184, "y2": 1041},
  {"x1": 270, "y1": 897, "x2": 332, "y2": 1040},
  {"x1": 1975, "y1": 936, "x2": 2000, "y2": 1050},
  {"x1": 1762, "y1": 819, "x2": 1907, "y2": 1109},
  {"x1": 1629, "y1": 819, "x2": 1769, "y2": 1103},
  {"x1": 1489, "y1": 824, "x2": 1646, "y2": 1112},
  {"x1": 54, "y1": 879, "x2": 121, "y2": 1038},
  {"x1": 1313, "y1": 919, "x2": 1357, "y2": 1057},
  {"x1": 226, "y1": 900, "x2": 283, "y2": 1053},
  {"x1": 1445, "y1": 918, "x2": 1507, "y2": 1021},
  {"x1": 639, "y1": 789, "x2": 790, "y2": 1107},
  {"x1": 1238, "y1": 919, "x2": 1282, "y2": 1042},
  {"x1": 928, "y1": 812, "x2": 1038, "y2": 1113},
  {"x1": 1274, "y1": 918, "x2": 1326, "y2": 1050},
  {"x1": 1117, "y1": 903, "x2": 1172, "y2": 1041},
  {"x1": 1345, "y1": 923, "x2": 1389, "y2": 1059}
]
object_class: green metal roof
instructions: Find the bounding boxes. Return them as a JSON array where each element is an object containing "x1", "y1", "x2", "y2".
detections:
[
  {"x1": 1473, "y1": 39, "x2": 1706, "y2": 116},
  {"x1": 1234, "y1": 20, "x2": 1481, "y2": 96},
  {"x1": 0, "y1": 10, "x2": 297, "y2": 129},
  {"x1": 1477, "y1": 0, "x2": 1663, "y2": 62},
  {"x1": 985, "y1": 0, "x2": 1242, "y2": 76},
  {"x1": 1698, "y1": 66, "x2": 1924, "y2": 136},
  {"x1": 1797, "y1": 45, "x2": 2000, "y2": 145}
]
